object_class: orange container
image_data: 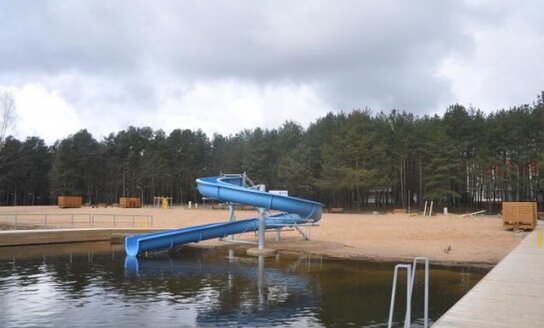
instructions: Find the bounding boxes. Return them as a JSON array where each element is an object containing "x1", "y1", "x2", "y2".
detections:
[
  {"x1": 120, "y1": 197, "x2": 142, "y2": 208},
  {"x1": 58, "y1": 196, "x2": 82, "y2": 208},
  {"x1": 502, "y1": 202, "x2": 537, "y2": 230}
]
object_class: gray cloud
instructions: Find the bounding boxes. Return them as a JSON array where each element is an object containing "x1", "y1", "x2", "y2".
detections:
[
  {"x1": 0, "y1": 0, "x2": 541, "y2": 142},
  {"x1": 0, "y1": 1, "x2": 470, "y2": 109}
]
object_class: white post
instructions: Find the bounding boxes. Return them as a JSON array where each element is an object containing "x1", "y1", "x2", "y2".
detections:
[
  {"x1": 429, "y1": 201, "x2": 433, "y2": 217},
  {"x1": 423, "y1": 201, "x2": 428, "y2": 216},
  {"x1": 188, "y1": 201, "x2": 192, "y2": 209},
  {"x1": 408, "y1": 189, "x2": 411, "y2": 213},
  {"x1": 258, "y1": 184, "x2": 266, "y2": 250}
]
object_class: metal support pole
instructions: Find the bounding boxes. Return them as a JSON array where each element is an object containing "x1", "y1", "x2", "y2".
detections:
[
  {"x1": 229, "y1": 204, "x2": 235, "y2": 222},
  {"x1": 229, "y1": 204, "x2": 235, "y2": 241},
  {"x1": 257, "y1": 255, "x2": 265, "y2": 306},
  {"x1": 258, "y1": 184, "x2": 266, "y2": 250},
  {"x1": 228, "y1": 249, "x2": 235, "y2": 262},
  {"x1": 275, "y1": 227, "x2": 281, "y2": 241},
  {"x1": 410, "y1": 257, "x2": 429, "y2": 328},
  {"x1": 429, "y1": 201, "x2": 433, "y2": 217},
  {"x1": 424, "y1": 260, "x2": 429, "y2": 328}
]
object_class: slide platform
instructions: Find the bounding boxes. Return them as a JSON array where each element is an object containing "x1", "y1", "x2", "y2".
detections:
[{"x1": 125, "y1": 176, "x2": 323, "y2": 257}]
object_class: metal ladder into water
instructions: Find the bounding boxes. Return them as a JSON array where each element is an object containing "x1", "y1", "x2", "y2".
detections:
[{"x1": 388, "y1": 257, "x2": 429, "y2": 328}]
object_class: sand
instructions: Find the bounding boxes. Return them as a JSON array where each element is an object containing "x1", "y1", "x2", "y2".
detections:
[{"x1": 0, "y1": 205, "x2": 525, "y2": 266}]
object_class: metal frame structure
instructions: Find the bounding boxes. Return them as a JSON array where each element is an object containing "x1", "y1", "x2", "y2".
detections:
[
  {"x1": 388, "y1": 257, "x2": 429, "y2": 328},
  {"x1": 217, "y1": 172, "x2": 315, "y2": 249}
]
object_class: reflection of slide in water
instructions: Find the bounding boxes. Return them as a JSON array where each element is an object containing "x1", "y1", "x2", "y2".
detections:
[
  {"x1": 125, "y1": 253, "x2": 318, "y2": 326},
  {"x1": 125, "y1": 176, "x2": 323, "y2": 256},
  {"x1": 124, "y1": 253, "x2": 304, "y2": 287}
]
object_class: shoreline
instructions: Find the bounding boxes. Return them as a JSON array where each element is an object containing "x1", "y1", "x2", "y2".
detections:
[
  {"x1": 0, "y1": 206, "x2": 525, "y2": 268},
  {"x1": 190, "y1": 239, "x2": 501, "y2": 269}
]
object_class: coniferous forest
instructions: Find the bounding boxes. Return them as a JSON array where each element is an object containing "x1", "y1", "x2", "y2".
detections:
[{"x1": 1, "y1": 93, "x2": 543, "y2": 213}]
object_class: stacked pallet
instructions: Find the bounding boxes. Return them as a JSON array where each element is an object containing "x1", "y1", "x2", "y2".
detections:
[
  {"x1": 58, "y1": 196, "x2": 82, "y2": 208},
  {"x1": 119, "y1": 197, "x2": 142, "y2": 208},
  {"x1": 502, "y1": 202, "x2": 537, "y2": 230}
]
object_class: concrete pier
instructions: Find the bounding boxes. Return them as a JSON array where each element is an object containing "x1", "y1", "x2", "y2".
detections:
[
  {"x1": 434, "y1": 224, "x2": 544, "y2": 327},
  {"x1": 0, "y1": 228, "x2": 162, "y2": 247}
]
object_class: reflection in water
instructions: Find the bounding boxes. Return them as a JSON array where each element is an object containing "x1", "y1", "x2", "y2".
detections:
[
  {"x1": 124, "y1": 252, "x2": 319, "y2": 326},
  {"x1": 0, "y1": 242, "x2": 489, "y2": 327}
]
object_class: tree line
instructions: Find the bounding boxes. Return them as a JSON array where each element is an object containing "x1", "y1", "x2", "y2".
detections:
[{"x1": 1, "y1": 93, "x2": 543, "y2": 212}]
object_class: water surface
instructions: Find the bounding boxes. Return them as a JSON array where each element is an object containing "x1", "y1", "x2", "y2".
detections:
[{"x1": 0, "y1": 242, "x2": 488, "y2": 327}]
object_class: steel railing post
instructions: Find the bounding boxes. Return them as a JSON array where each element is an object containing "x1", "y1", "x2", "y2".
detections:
[
  {"x1": 388, "y1": 266, "x2": 399, "y2": 328},
  {"x1": 409, "y1": 257, "x2": 429, "y2": 328},
  {"x1": 388, "y1": 264, "x2": 412, "y2": 328},
  {"x1": 406, "y1": 266, "x2": 412, "y2": 328}
]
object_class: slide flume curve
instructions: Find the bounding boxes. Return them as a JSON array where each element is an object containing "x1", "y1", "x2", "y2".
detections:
[{"x1": 125, "y1": 176, "x2": 323, "y2": 257}]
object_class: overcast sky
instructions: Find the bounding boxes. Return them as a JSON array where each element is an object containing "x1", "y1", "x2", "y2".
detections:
[{"x1": 1, "y1": 0, "x2": 543, "y2": 144}]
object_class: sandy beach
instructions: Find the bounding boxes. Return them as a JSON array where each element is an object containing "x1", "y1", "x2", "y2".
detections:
[{"x1": 0, "y1": 205, "x2": 524, "y2": 266}]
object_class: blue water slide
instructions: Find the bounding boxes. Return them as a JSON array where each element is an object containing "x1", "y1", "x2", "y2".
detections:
[{"x1": 125, "y1": 176, "x2": 323, "y2": 257}]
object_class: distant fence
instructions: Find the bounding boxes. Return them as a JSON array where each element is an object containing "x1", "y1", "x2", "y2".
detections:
[{"x1": 0, "y1": 213, "x2": 153, "y2": 230}]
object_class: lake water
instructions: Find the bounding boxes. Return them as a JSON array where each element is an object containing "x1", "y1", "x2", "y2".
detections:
[{"x1": 0, "y1": 242, "x2": 488, "y2": 327}]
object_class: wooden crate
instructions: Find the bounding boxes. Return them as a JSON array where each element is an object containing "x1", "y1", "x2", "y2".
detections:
[
  {"x1": 119, "y1": 197, "x2": 142, "y2": 208},
  {"x1": 58, "y1": 196, "x2": 82, "y2": 208},
  {"x1": 502, "y1": 202, "x2": 537, "y2": 230}
]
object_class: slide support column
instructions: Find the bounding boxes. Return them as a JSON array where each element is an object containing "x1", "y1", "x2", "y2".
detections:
[
  {"x1": 228, "y1": 204, "x2": 235, "y2": 241},
  {"x1": 258, "y1": 184, "x2": 266, "y2": 250}
]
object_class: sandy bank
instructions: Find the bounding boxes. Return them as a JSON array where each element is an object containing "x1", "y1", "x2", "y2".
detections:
[{"x1": 0, "y1": 206, "x2": 525, "y2": 265}]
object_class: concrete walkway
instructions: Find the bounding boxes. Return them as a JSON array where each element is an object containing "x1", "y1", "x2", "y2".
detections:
[
  {"x1": 433, "y1": 224, "x2": 544, "y2": 327},
  {"x1": 0, "y1": 228, "x2": 162, "y2": 246}
]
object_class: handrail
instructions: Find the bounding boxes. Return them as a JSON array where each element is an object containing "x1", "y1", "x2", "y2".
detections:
[
  {"x1": 388, "y1": 264, "x2": 412, "y2": 328},
  {"x1": 388, "y1": 257, "x2": 429, "y2": 328},
  {"x1": 409, "y1": 257, "x2": 429, "y2": 328},
  {"x1": 0, "y1": 213, "x2": 153, "y2": 229}
]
